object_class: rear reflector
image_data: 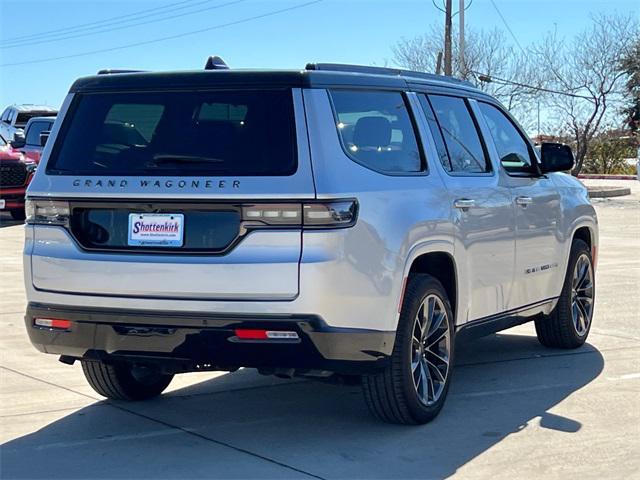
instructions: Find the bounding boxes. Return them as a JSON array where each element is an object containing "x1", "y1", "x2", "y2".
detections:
[
  {"x1": 34, "y1": 318, "x2": 72, "y2": 330},
  {"x1": 234, "y1": 329, "x2": 299, "y2": 340}
]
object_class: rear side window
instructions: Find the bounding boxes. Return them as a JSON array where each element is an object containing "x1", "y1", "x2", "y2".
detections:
[
  {"x1": 478, "y1": 102, "x2": 535, "y2": 174},
  {"x1": 330, "y1": 90, "x2": 424, "y2": 174},
  {"x1": 47, "y1": 90, "x2": 297, "y2": 176},
  {"x1": 428, "y1": 95, "x2": 490, "y2": 174}
]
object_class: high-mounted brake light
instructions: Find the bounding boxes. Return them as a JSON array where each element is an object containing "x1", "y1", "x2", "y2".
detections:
[{"x1": 34, "y1": 318, "x2": 72, "y2": 330}]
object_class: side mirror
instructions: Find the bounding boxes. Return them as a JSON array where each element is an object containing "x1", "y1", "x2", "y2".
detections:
[
  {"x1": 10, "y1": 132, "x2": 25, "y2": 149},
  {"x1": 39, "y1": 131, "x2": 50, "y2": 147},
  {"x1": 540, "y1": 142, "x2": 574, "y2": 173}
]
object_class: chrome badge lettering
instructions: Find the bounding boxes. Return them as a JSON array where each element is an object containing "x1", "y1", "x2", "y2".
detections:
[{"x1": 72, "y1": 178, "x2": 241, "y2": 189}]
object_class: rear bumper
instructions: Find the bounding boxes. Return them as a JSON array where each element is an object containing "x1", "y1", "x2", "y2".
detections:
[{"x1": 25, "y1": 303, "x2": 394, "y2": 375}]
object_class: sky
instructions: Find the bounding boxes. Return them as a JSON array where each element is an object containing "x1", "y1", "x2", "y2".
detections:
[{"x1": 1, "y1": 0, "x2": 638, "y2": 108}]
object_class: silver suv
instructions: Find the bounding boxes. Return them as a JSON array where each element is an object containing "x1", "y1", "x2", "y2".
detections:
[
  {"x1": 23, "y1": 63, "x2": 598, "y2": 424},
  {"x1": 0, "y1": 105, "x2": 57, "y2": 142}
]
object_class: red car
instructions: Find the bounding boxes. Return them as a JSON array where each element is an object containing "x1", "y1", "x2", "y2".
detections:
[{"x1": 0, "y1": 133, "x2": 37, "y2": 220}]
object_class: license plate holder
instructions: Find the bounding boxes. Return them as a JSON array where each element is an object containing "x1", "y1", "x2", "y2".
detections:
[{"x1": 128, "y1": 213, "x2": 184, "y2": 247}]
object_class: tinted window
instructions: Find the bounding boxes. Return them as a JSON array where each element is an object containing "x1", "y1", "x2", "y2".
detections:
[
  {"x1": 479, "y1": 102, "x2": 535, "y2": 174},
  {"x1": 15, "y1": 111, "x2": 56, "y2": 127},
  {"x1": 47, "y1": 90, "x2": 297, "y2": 176},
  {"x1": 330, "y1": 90, "x2": 423, "y2": 173},
  {"x1": 25, "y1": 121, "x2": 52, "y2": 146},
  {"x1": 428, "y1": 95, "x2": 489, "y2": 173},
  {"x1": 418, "y1": 94, "x2": 452, "y2": 171}
]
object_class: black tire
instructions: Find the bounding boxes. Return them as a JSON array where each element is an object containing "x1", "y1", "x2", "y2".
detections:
[
  {"x1": 362, "y1": 274, "x2": 455, "y2": 424},
  {"x1": 81, "y1": 360, "x2": 174, "y2": 401},
  {"x1": 10, "y1": 209, "x2": 26, "y2": 221},
  {"x1": 535, "y1": 239, "x2": 594, "y2": 349}
]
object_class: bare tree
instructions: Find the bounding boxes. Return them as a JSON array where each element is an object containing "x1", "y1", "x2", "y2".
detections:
[
  {"x1": 620, "y1": 39, "x2": 640, "y2": 136},
  {"x1": 532, "y1": 13, "x2": 639, "y2": 174},
  {"x1": 392, "y1": 25, "x2": 543, "y2": 130}
]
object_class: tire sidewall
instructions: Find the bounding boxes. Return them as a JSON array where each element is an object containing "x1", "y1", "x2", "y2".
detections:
[
  {"x1": 559, "y1": 240, "x2": 595, "y2": 343},
  {"x1": 397, "y1": 276, "x2": 455, "y2": 422}
]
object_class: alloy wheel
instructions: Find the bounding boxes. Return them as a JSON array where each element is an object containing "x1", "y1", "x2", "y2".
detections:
[
  {"x1": 571, "y1": 253, "x2": 594, "y2": 336},
  {"x1": 411, "y1": 294, "x2": 451, "y2": 406}
]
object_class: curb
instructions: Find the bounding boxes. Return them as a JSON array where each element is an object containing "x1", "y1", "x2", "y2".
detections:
[
  {"x1": 579, "y1": 174, "x2": 638, "y2": 180},
  {"x1": 587, "y1": 186, "x2": 631, "y2": 198}
]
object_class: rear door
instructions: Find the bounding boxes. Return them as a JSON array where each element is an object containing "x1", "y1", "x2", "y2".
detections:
[
  {"x1": 420, "y1": 94, "x2": 516, "y2": 322},
  {"x1": 28, "y1": 88, "x2": 314, "y2": 300},
  {"x1": 476, "y1": 101, "x2": 563, "y2": 308}
]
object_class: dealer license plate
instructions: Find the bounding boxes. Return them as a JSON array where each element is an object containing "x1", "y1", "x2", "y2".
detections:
[{"x1": 127, "y1": 213, "x2": 184, "y2": 247}]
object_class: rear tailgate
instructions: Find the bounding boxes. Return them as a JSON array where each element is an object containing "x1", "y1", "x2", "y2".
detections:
[{"x1": 28, "y1": 87, "x2": 314, "y2": 300}]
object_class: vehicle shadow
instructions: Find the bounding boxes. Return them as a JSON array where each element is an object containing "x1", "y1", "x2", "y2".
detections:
[
  {"x1": 1, "y1": 332, "x2": 604, "y2": 479},
  {"x1": 0, "y1": 212, "x2": 22, "y2": 228}
]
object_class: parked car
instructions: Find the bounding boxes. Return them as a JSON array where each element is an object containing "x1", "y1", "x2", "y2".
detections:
[
  {"x1": 0, "y1": 133, "x2": 36, "y2": 220},
  {"x1": 0, "y1": 105, "x2": 57, "y2": 143},
  {"x1": 22, "y1": 62, "x2": 598, "y2": 424},
  {"x1": 10, "y1": 116, "x2": 56, "y2": 163}
]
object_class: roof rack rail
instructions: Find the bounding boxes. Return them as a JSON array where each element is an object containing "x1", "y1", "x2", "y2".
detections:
[
  {"x1": 204, "y1": 56, "x2": 229, "y2": 70},
  {"x1": 97, "y1": 69, "x2": 147, "y2": 75},
  {"x1": 305, "y1": 63, "x2": 471, "y2": 86}
]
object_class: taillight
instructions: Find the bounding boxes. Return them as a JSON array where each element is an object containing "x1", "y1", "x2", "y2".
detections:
[
  {"x1": 242, "y1": 204, "x2": 302, "y2": 225},
  {"x1": 241, "y1": 200, "x2": 357, "y2": 229},
  {"x1": 303, "y1": 201, "x2": 357, "y2": 228},
  {"x1": 25, "y1": 199, "x2": 70, "y2": 226}
]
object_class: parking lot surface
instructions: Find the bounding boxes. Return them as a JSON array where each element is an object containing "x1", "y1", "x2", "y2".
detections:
[{"x1": 1, "y1": 181, "x2": 639, "y2": 479}]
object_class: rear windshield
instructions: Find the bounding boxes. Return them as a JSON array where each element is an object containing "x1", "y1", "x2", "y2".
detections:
[
  {"x1": 47, "y1": 89, "x2": 297, "y2": 176},
  {"x1": 16, "y1": 111, "x2": 57, "y2": 127}
]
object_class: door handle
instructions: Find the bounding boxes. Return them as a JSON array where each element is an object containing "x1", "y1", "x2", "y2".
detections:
[
  {"x1": 454, "y1": 198, "x2": 476, "y2": 209},
  {"x1": 516, "y1": 196, "x2": 533, "y2": 206}
]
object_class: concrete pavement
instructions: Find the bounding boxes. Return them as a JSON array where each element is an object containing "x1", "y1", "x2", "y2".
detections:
[{"x1": 1, "y1": 182, "x2": 638, "y2": 479}]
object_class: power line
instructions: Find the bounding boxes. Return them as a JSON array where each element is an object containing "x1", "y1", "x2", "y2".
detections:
[
  {"x1": 3, "y1": 0, "x2": 206, "y2": 44},
  {"x1": 1, "y1": 0, "x2": 324, "y2": 68},
  {"x1": 488, "y1": 0, "x2": 527, "y2": 56},
  {"x1": 472, "y1": 71, "x2": 593, "y2": 100},
  {"x1": 1, "y1": 0, "x2": 248, "y2": 50}
]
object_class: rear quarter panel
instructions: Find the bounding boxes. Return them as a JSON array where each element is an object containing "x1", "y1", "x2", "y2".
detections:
[{"x1": 302, "y1": 88, "x2": 454, "y2": 331}]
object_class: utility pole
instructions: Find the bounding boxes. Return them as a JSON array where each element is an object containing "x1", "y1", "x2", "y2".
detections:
[
  {"x1": 459, "y1": 0, "x2": 465, "y2": 78},
  {"x1": 444, "y1": 0, "x2": 453, "y2": 76}
]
